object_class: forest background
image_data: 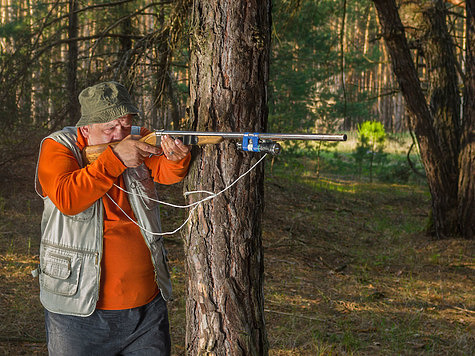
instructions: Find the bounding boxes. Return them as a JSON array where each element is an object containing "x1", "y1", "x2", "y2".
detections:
[{"x1": 0, "y1": 0, "x2": 473, "y2": 355}]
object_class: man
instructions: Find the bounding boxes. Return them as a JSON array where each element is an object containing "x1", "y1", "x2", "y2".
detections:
[{"x1": 34, "y1": 81, "x2": 191, "y2": 355}]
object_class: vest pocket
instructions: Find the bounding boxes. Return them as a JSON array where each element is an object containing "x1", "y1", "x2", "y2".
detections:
[{"x1": 40, "y1": 247, "x2": 83, "y2": 297}]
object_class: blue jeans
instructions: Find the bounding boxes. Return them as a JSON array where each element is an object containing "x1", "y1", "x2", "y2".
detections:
[{"x1": 44, "y1": 294, "x2": 171, "y2": 356}]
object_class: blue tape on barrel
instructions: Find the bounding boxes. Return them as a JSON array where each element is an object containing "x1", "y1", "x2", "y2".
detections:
[
  {"x1": 242, "y1": 133, "x2": 260, "y2": 152},
  {"x1": 131, "y1": 126, "x2": 141, "y2": 135}
]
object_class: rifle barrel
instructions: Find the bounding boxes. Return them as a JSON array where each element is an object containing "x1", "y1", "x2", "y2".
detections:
[{"x1": 155, "y1": 131, "x2": 347, "y2": 142}]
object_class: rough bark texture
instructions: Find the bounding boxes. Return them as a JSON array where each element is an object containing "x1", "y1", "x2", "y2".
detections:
[
  {"x1": 372, "y1": 0, "x2": 465, "y2": 238},
  {"x1": 458, "y1": 0, "x2": 475, "y2": 238},
  {"x1": 420, "y1": 0, "x2": 461, "y2": 235},
  {"x1": 183, "y1": 0, "x2": 270, "y2": 354}
]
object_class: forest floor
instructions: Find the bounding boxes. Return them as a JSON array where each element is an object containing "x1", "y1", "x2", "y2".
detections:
[{"x1": 0, "y1": 152, "x2": 473, "y2": 355}]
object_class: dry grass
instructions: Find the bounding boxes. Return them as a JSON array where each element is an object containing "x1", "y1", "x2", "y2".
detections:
[
  {"x1": 0, "y1": 155, "x2": 473, "y2": 355},
  {"x1": 261, "y1": 173, "x2": 473, "y2": 355}
]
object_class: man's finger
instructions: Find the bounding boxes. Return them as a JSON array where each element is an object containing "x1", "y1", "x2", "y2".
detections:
[
  {"x1": 174, "y1": 139, "x2": 191, "y2": 155},
  {"x1": 135, "y1": 141, "x2": 161, "y2": 155},
  {"x1": 174, "y1": 138, "x2": 186, "y2": 149}
]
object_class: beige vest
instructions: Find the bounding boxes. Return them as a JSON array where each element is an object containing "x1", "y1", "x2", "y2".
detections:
[{"x1": 34, "y1": 127, "x2": 172, "y2": 316}]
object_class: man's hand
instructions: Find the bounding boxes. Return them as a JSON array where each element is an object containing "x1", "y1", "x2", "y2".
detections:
[
  {"x1": 112, "y1": 135, "x2": 161, "y2": 167},
  {"x1": 160, "y1": 135, "x2": 191, "y2": 161}
]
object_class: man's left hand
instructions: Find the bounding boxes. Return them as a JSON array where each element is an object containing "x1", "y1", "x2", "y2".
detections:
[{"x1": 160, "y1": 135, "x2": 190, "y2": 161}]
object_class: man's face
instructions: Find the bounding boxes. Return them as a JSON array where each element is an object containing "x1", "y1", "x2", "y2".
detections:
[{"x1": 80, "y1": 114, "x2": 133, "y2": 145}]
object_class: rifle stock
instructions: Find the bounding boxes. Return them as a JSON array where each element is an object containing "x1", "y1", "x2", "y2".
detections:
[
  {"x1": 82, "y1": 133, "x2": 153, "y2": 164},
  {"x1": 82, "y1": 128, "x2": 346, "y2": 164}
]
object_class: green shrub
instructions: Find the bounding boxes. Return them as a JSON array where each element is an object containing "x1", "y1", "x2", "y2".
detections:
[{"x1": 352, "y1": 121, "x2": 386, "y2": 182}]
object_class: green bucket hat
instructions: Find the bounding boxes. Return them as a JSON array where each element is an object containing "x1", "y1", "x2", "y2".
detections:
[{"x1": 76, "y1": 81, "x2": 140, "y2": 127}]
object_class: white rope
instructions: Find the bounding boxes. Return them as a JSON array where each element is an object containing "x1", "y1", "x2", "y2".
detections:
[
  {"x1": 106, "y1": 193, "x2": 200, "y2": 236},
  {"x1": 106, "y1": 153, "x2": 267, "y2": 236}
]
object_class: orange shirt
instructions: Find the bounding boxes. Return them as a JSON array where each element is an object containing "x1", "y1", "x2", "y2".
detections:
[{"x1": 37, "y1": 128, "x2": 190, "y2": 310}]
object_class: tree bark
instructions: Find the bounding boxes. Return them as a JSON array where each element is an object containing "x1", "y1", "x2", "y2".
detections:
[
  {"x1": 118, "y1": 1, "x2": 133, "y2": 85},
  {"x1": 372, "y1": 0, "x2": 464, "y2": 238},
  {"x1": 458, "y1": 0, "x2": 475, "y2": 238},
  {"x1": 66, "y1": 0, "x2": 79, "y2": 125},
  {"x1": 183, "y1": 0, "x2": 270, "y2": 354},
  {"x1": 419, "y1": 0, "x2": 461, "y2": 235}
]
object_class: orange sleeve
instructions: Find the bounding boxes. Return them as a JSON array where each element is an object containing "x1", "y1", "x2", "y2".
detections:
[
  {"x1": 38, "y1": 138, "x2": 127, "y2": 215},
  {"x1": 144, "y1": 153, "x2": 191, "y2": 185},
  {"x1": 38, "y1": 128, "x2": 190, "y2": 215},
  {"x1": 141, "y1": 127, "x2": 191, "y2": 185}
]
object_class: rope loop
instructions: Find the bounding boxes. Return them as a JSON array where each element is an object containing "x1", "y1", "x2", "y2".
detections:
[{"x1": 107, "y1": 153, "x2": 268, "y2": 236}]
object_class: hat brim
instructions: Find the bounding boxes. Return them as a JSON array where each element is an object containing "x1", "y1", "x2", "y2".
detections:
[{"x1": 75, "y1": 104, "x2": 140, "y2": 127}]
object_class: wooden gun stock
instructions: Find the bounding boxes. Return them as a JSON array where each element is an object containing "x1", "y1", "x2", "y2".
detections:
[
  {"x1": 82, "y1": 133, "x2": 157, "y2": 165},
  {"x1": 82, "y1": 132, "x2": 224, "y2": 165}
]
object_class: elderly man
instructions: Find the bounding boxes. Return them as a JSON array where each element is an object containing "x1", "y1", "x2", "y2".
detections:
[{"x1": 34, "y1": 81, "x2": 190, "y2": 355}]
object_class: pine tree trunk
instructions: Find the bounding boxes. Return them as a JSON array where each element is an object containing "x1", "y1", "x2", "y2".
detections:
[
  {"x1": 458, "y1": 0, "x2": 475, "y2": 238},
  {"x1": 66, "y1": 0, "x2": 79, "y2": 125},
  {"x1": 372, "y1": 0, "x2": 462, "y2": 238},
  {"x1": 183, "y1": 0, "x2": 270, "y2": 354},
  {"x1": 419, "y1": 0, "x2": 461, "y2": 235}
]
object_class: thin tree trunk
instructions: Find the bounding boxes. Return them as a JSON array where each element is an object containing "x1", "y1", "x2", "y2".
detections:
[
  {"x1": 372, "y1": 0, "x2": 461, "y2": 238},
  {"x1": 66, "y1": 0, "x2": 79, "y2": 126},
  {"x1": 458, "y1": 0, "x2": 475, "y2": 238},
  {"x1": 118, "y1": 2, "x2": 133, "y2": 86},
  {"x1": 165, "y1": 72, "x2": 180, "y2": 129},
  {"x1": 184, "y1": 0, "x2": 270, "y2": 354},
  {"x1": 340, "y1": 0, "x2": 349, "y2": 129}
]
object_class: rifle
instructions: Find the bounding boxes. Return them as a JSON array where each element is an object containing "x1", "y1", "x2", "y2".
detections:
[{"x1": 82, "y1": 127, "x2": 347, "y2": 164}]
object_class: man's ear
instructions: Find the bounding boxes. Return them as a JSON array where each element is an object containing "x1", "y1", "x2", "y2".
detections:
[{"x1": 79, "y1": 125, "x2": 90, "y2": 139}]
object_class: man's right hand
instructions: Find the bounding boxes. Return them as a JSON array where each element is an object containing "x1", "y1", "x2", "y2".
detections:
[{"x1": 112, "y1": 135, "x2": 161, "y2": 167}]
